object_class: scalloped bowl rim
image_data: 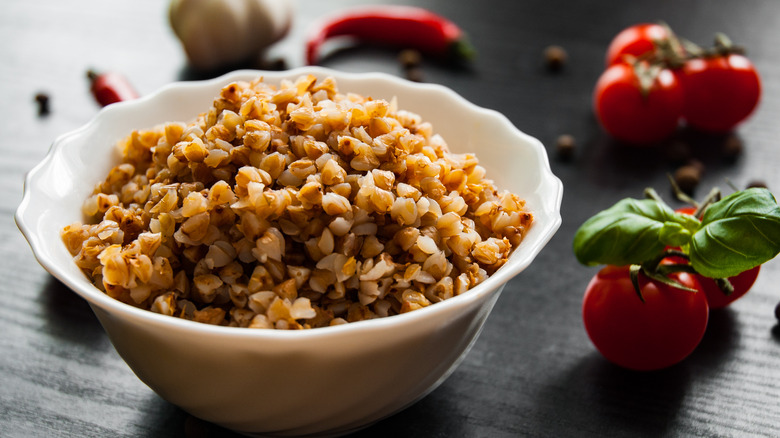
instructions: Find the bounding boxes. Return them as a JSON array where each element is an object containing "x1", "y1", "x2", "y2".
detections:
[{"x1": 16, "y1": 67, "x2": 562, "y2": 341}]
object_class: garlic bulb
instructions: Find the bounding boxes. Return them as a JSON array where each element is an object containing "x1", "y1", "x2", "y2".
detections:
[{"x1": 169, "y1": 0, "x2": 294, "y2": 71}]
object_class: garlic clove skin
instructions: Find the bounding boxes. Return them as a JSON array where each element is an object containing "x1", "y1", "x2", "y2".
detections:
[{"x1": 170, "y1": 0, "x2": 295, "y2": 71}]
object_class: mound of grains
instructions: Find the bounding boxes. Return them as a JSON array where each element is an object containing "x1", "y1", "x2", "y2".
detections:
[{"x1": 61, "y1": 74, "x2": 533, "y2": 329}]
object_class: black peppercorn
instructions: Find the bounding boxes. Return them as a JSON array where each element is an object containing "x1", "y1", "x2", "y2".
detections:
[
  {"x1": 673, "y1": 164, "x2": 702, "y2": 195},
  {"x1": 556, "y1": 134, "x2": 576, "y2": 161},
  {"x1": 398, "y1": 49, "x2": 422, "y2": 69},
  {"x1": 543, "y1": 45, "x2": 567, "y2": 71},
  {"x1": 34, "y1": 92, "x2": 50, "y2": 116},
  {"x1": 722, "y1": 134, "x2": 744, "y2": 161},
  {"x1": 746, "y1": 180, "x2": 768, "y2": 189}
]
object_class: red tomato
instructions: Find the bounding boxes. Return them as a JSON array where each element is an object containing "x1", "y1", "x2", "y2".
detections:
[
  {"x1": 678, "y1": 54, "x2": 761, "y2": 133},
  {"x1": 605, "y1": 23, "x2": 670, "y2": 66},
  {"x1": 674, "y1": 207, "x2": 761, "y2": 308},
  {"x1": 582, "y1": 265, "x2": 709, "y2": 371},
  {"x1": 593, "y1": 62, "x2": 684, "y2": 145}
]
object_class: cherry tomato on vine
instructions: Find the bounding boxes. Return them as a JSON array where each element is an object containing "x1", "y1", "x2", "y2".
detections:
[
  {"x1": 593, "y1": 62, "x2": 684, "y2": 145},
  {"x1": 673, "y1": 207, "x2": 761, "y2": 309},
  {"x1": 582, "y1": 264, "x2": 709, "y2": 371},
  {"x1": 605, "y1": 23, "x2": 670, "y2": 66},
  {"x1": 678, "y1": 54, "x2": 761, "y2": 133}
]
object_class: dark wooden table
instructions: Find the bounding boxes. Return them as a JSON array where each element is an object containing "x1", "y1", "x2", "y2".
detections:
[{"x1": 3, "y1": 0, "x2": 780, "y2": 436}]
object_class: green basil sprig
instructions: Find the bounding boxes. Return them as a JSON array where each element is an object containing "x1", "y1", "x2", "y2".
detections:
[
  {"x1": 574, "y1": 187, "x2": 780, "y2": 279},
  {"x1": 690, "y1": 188, "x2": 780, "y2": 278}
]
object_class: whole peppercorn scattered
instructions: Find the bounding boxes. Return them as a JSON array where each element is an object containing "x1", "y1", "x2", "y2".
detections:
[
  {"x1": 746, "y1": 180, "x2": 768, "y2": 189},
  {"x1": 398, "y1": 49, "x2": 424, "y2": 82},
  {"x1": 543, "y1": 45, "x2": 568, "y2": 71},
  {"x1": 399, "y1": 49, "x2": 422, "y2": 69},
  {"x1": 722, "y1": 134, "x2": 744, "y2": 161},
  {"x1": 775, "y1": 301, "x2": 780, "y2": 322},
  {"x1": 556, "y1": 134, "x2": 576, "y2": 161},
  {"x1": 673, "y1": 163, "x2": 702, "y2": 195},
  {"x1": 687, "y1": 159, "x2": 705, "y2": 175},
  {"x1": 34, "y1": 92, "x2": 50, "y2": 116}
]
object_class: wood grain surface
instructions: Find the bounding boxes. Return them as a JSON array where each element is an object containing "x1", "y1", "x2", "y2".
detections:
[{"x1": 2, "y1": 0, "x2": 780, "y2": 437}]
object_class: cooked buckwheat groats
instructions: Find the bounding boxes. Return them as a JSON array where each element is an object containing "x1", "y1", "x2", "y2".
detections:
[{"x1": 61, "y1": 75, "x2": 533, "y2": 329}]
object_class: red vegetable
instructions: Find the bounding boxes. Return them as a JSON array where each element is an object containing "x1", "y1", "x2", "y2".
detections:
[
  {"x1": 593, "y1": 61, "x2": 684, "y2": 145},
  {"x1": 678, "y1": 53, "x2": 761, "y2": 133},
  {"x1": 605, "y1": 23, "x2": 670, "y2": 66},
  {"x1": 582, "y1": 264, "x2": 708, "y2": 371},
  {"x1": 87, "y1": 70, "x2": 139, "y2": 107},
  {"x1": 305, "y1": 6, "x2": 474, "y2": 65}
]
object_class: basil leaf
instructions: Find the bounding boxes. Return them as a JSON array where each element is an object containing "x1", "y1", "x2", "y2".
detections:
[
  {"x1": 689, "y1": 188, "x2": 780, "y2": 278},
  {"x1": 573, "y1": 198, "x2": 695, "y2": 266}
]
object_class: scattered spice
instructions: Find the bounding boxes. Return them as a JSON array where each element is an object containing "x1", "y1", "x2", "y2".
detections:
[
  {"x1": 556, "y1": 134, "x2": 576, "y2": 161},
  {"x1": 34, "y1": 92, "x2": 50, "y2": 116},
  {"x1": 399, "y1": 49, "x2": 422, "y2": 69},
  {"x1": 306, "y1": 5, "x2": 475, "y2": 65},
  {"x1": 746, "y1": 180, "x2": 768, "y2": 189},
  {"x1": 398, "y1": 49, "x2": 424, "y2": 81},
  {"x1": 689, "y1": 159, "x2": 705, "y2": 174},
  {"x1": 543, "y1": 45, "x2": 568, "y2": 71},
  {"x1": 722, "y1": 134, "x2": 744, "y2": 161},
  {"x1": 87, "y1": 69, "x2": 139, "y2": 107},
  {"x1": 776, "y1": 301, "x2": 780, "y2": 322},
  {"x1": 673, "y1": 163, "x2": 702, "y2": 194}
]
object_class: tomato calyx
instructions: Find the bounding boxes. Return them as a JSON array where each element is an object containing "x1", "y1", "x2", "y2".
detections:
[
  {"x1": 628, "y1": 253, "x2": 698, "y2": 303},
  {"x1": 625, "y1": 58, "x2": 664, "y2": 98},
  {"x1": 636, "y1": 248, "x2": 736, "y2": 299},
  {"x1": 615, "y1": 22, "x2": 685, "y2": 98},
  {"x1": 685, "y1": 32, "x2": 746, "y2": 60},
  {"x1": 649, "y1": 22, "x2": 687, "y2": 69}
]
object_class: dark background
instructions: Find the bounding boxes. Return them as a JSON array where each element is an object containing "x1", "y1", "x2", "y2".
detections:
[{"x1": 2, "y1": 0, "x2": 780, "y2": 436}]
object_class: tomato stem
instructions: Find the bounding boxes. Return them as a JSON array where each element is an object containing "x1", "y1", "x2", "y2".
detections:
[
  {"x1": 666, "y1": 174, "x2": 723, "y2": 219},
  {"x1": 654, "y1": 22, "x2": 687, "y2": 68},
  {"x1": 712, "y1": 32, "x2": 746, "y2": 56},
  {"x1": 666, "y1": 173, "x2": 699, "y2": 207},
  {"x1": 629, "y1": 58, "x2": 662, "y2": 98},
  {"x1": 643, "y1": 187, "x2": 669, "y2": 205},
  {"x1": 695, "y1": 188, "x2": 721, "y2": 216}
]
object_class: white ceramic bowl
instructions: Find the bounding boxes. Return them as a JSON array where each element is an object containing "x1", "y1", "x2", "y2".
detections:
[{"x1": 16, "y1": 67, "x2": 562, "y2": 436}]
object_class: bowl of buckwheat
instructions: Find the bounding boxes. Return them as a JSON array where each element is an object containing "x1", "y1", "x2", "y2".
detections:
[{"x1": 16, "y1": 67, "x2": 562, "y2": 436}]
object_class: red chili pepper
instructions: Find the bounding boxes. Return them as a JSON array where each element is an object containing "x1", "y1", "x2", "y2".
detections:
[
  {"x1": 87, "y1": 70, "x2": 139, "y2": 106},
  {"x1": 306, "y1": 6, "x2": 475, "y2": 65}
]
